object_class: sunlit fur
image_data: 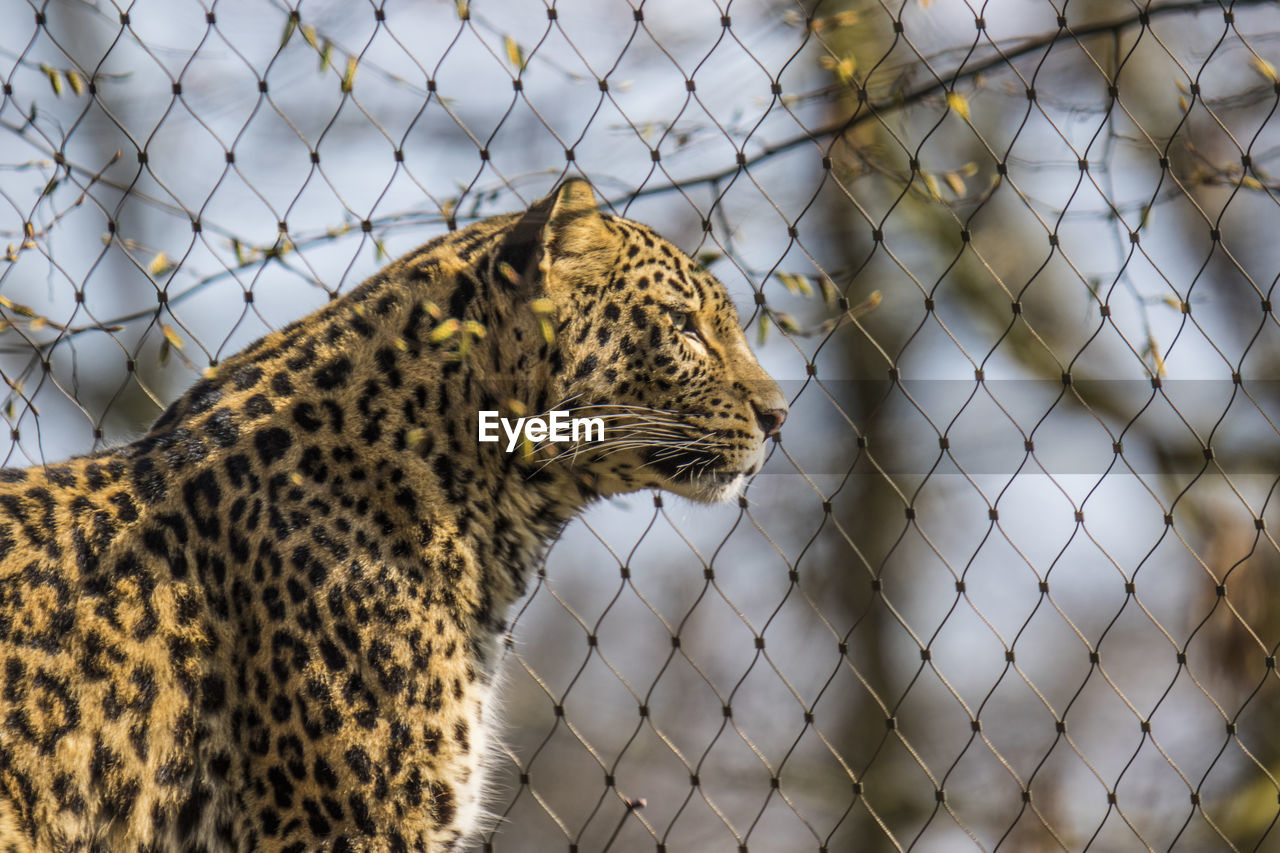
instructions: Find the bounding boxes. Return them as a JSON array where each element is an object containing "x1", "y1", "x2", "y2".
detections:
[{"x1": 0, "y1": 180, "x2": 785, "y2": 852}]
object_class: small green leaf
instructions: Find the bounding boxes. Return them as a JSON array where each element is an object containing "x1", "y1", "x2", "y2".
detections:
[
  {"x1": 429, "y1": 318, "x2": 460, "y2": 343},
  {"x1": 340, "y1": 56, "x2": 358, "y2": 93},
  {"x1": 818, "y1": 277, "x2": 838, "y2": 307},
  {"x1": 161, "y1": 324, "x2": 184, "y2": 351},
  {"x1": 537, "y1": 318, "x2": 555, "y2": 345},
  {"x1": 1251, "y1": 55, "x2": 1278, "y2": 83},
  {"x1": 922, "y1": 172, "x2": 942, "y2": 200},
  {"x1": 497, "y1": 261, "x2": 520, "y2": 284},
  {"x1": 946, "y1": 90, "x2": 971, "y2": 121},
  {"x1": 40, "y1": 64, "x2": 62, "y2": 96},
  {"x1": 0, "y1": 296, "x2": 36, "y2": 318},
  {"x1": 503, "y1": 36, "x2": 524, "y2": 70},
  {"x1": 280, "y1": 14, "x2": 298, "y2": 48},
  {"x1": 149, "y1": 252, "x2": 174, "y2": 277},
  {"x1": 776, "y1": 272, "x2": 813, "y2": 297}
]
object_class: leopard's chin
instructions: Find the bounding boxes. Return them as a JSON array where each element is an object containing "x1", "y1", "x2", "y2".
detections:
[
  {"x1": 575, "y1": 462, "x2": 747, "y2": 504},
  {"x1": 681, "y1": 471, "x2": 747, "y2": 504}
]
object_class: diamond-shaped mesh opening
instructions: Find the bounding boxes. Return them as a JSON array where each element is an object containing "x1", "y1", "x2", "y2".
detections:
[{"x1": 4, "y1": 0, "x2": 1280, "y2": 849}]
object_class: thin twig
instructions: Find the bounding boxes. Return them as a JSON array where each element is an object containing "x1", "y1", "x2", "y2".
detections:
[{"x1": 625, "y1": 0, "x2": 1277, "y2": 203}]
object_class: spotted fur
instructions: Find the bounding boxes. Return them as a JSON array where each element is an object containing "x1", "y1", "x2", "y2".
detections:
[{"x1": 0, "y1": 180, "x2": 786, "y2": 852}]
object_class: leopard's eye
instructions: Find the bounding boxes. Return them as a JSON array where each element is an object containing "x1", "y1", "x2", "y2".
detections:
[{"x1": 667, "y1": 307, "x2": 703, "y2": 343}]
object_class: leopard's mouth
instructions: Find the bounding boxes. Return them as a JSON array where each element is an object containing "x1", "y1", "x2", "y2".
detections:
[
  {"x1": 642, "y1": 446, "x2": 726, "y2": 481},
  {"x1": 641, "y1": 444, "x2": 763, "y2": 503}
]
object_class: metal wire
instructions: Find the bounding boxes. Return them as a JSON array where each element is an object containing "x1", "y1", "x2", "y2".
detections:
[{"x1": 3, "y1": 0, "x2": 1280, "y2": 850}]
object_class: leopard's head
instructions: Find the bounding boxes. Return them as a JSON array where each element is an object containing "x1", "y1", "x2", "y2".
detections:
[{"x1": 500, "y1": 180, "x2": 787, "y2": 503}]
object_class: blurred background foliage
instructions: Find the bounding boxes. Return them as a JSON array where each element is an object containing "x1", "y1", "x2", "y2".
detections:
[{"x1": 3, "y1": 0, "x2": 1280, "y2": 849}]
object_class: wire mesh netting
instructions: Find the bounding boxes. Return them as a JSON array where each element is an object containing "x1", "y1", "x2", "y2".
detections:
[{"x1": 4, "y1": 0, "x2": 1280, "y2": 850}]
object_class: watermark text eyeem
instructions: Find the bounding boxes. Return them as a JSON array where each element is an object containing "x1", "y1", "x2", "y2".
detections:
[{"x1": 478, "y1": 410, "x2": 605, "y2": 452}]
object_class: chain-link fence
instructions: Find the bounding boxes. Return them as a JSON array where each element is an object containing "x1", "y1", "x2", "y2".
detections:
[{"x1": 4, "y1": 0, "x2": 1280, "y2": 850}]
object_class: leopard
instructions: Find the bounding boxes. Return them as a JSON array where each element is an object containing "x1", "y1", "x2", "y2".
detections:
[{"x1": 0, "y1": 178, "x2": 787, "y2": 852}]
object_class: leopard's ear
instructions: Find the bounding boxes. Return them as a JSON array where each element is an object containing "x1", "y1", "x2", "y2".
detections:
[
  {"x1": 541, "y1": 179, "x2": 622, "y2": 290},
  {"x1": 540, "y1": 179, "x2": 606, "y2": 256},
  {"x1": 495, "y1": 180, "x2": 617, "y2": 292}
]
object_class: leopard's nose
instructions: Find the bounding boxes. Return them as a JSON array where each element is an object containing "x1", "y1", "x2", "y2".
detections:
[{"x1": 752, "y1": 403, "x2": 787, "y2": 439}]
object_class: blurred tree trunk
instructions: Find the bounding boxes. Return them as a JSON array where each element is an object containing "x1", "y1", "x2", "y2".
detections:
[{"x1": 810, "y1": 3, "x2": 930, "y2": 848}]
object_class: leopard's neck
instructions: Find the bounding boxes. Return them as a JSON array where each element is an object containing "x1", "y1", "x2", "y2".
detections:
[{"x1": 131, "y1": 230, "x2": 595, "y2": 625}]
